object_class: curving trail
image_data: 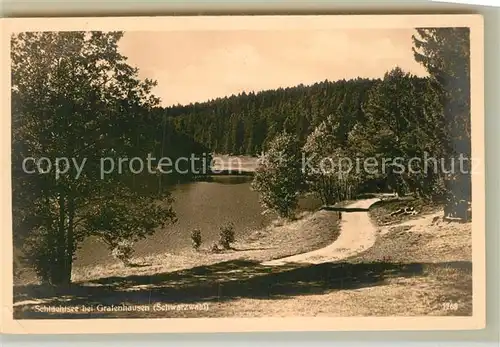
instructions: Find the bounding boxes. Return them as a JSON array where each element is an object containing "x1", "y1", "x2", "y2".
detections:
[{"x1": 262, "y1": 198, "x2": 380, "y2": 266}]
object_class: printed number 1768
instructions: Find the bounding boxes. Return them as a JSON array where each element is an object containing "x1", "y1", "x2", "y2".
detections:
[{"x1": 442, "y1": 302, "x2": 459, "y2": 311}]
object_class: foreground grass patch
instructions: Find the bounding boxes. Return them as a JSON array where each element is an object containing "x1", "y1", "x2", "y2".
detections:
[{"x1": 13, "y1": 258, "x2": 471, "y2": 319}]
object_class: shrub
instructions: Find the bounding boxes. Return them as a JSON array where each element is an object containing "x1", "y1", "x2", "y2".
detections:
[
  {"x1": 190, "y1": 229, "x2": 202, "y2": 250},
  {"x1": 210, "y1": 242, "x2": 220, "y2": 253},
  {"x1": 218, "y1": 222, "x2": 235, "y2": 250},
  {"x1": 111, "y1": 239, "x2": 135, "y2": 266}
]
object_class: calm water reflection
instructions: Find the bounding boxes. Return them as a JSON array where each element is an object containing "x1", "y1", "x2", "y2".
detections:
[{"x1": 74, "y1": 176, "x2": 321, "y2": 267}]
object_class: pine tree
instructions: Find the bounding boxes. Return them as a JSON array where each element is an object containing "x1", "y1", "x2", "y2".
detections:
[{"x1": 412, "y1": 28, "x2": 471, "y2": 218}]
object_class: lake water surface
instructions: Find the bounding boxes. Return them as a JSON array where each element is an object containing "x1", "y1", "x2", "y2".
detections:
[{"x1": 75, "y1": 175, "x2": 321, "y2": 267}]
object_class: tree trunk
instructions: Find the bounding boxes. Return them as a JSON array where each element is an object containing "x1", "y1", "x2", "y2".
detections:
[
  {"x1": 44, "y1": 196, "x2": 57, "y2": 283},
  {"x1": 65, "y1": 197, "x2": 76, "y2": 284},
  {"x1": 51, "y1": 193, "x2": 72, "y2": 285}
]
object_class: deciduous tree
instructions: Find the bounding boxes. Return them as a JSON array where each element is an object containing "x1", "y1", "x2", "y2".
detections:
[
  {"x1": 12, "y1": 31, "x2": 176, "y2": 284},
  {"x1": 251, "y1": 132, "x2": 304, "y2": 219}
]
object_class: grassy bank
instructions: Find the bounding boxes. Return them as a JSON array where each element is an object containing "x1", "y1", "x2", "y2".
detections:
[
  {"x1": 208, "y1": 209, "x2": 472, "y2": 317},
  {"x1": 13, "y1": 197, "x2": 472, "y2": 319},
  {"x1": 210, "y1": 154, "x2": 258, "y2": 173},
  {"x1": 69, "y1": 210, "x2": 340, "y2": 282},
  {"x1": 13, "y1": 208, "x2": 342, "y2": 318}
]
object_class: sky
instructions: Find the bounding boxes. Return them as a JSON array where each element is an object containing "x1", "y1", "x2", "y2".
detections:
[{"x1": 118, "y1": 29, "x2": 428, "y2": 107}]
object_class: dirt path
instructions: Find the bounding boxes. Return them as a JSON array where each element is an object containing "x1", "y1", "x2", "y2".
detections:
[
  {"x1": 262, "y1": 198, "x2": 380, "y2": 265},
  {"x1": 14, "y1": 199, "x2": 473, "y2": 319}
]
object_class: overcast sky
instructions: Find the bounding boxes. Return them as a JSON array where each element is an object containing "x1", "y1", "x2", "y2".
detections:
[{"x1": 118, "y1": 29, "x2": 428, "y2": 107}]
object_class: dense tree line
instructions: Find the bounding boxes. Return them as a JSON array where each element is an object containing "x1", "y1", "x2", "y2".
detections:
[
  {"x1": 166, "y1": 78, "x2": 376, "y2": 155},
  {"x1": 167, "y1": 70, "x2": 451, "y2": 198},
  {"x1": 251, "y1": 67, "x2": 451, "y2": 217}
]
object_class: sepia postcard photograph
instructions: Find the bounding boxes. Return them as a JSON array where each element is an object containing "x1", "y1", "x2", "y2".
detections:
[{"x1": 0, "y1": 14, "x2": 485, "y2": 334}]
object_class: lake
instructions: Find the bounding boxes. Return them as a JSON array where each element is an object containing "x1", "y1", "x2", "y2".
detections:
[{"x1": 74, "y1": 175, "x2": 322, "y2": 267}]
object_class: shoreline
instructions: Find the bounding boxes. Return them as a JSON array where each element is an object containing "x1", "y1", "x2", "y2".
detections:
[
  {"x1": 68, "y1": 208, "x2": 342, "y2": 283},
  {"x1": 14, "y1": 195, "x2": 442, "y2": 286}
]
